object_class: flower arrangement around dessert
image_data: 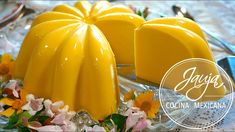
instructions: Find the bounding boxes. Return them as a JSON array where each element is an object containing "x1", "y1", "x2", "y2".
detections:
[{"x1": 0, "y1": 54, "x2": 160, "y2": 132}]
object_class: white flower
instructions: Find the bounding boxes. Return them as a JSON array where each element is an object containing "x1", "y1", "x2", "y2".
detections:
[
  {"x1": 21, "y1": 94, "x2": 44, "y2": 115},
  {"x1": 44, "y1": 99, "x2": 54, "y2": 117},
  {"x1": 58, "y1": 105, "x2": 69, "y2": 113},
  {"x1": 83, "y1": 125, "x2": 106, "y2": 132},
  {"x1": 44, "y1": 99, "x2": 64, "y2": 117}
]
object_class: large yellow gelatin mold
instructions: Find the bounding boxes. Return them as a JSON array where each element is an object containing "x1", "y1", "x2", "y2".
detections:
[
  {"x1": 13, "y1": 1, "x2": 144, "y2": 120},
  {"x1": 135, "y1": 17, "x2": 225, "y2": 101}
]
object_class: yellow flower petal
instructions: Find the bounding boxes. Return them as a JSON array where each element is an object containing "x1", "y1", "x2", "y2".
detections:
[
  {"x1": 148, "y1": 100, "x2": 160, "y2": 118},
  {"x1": 12, "y1": 99, "x2": 24, "y2": 110},
  {"x1": 0, "y1": 98, "x2": 14, "y2": 106},
  {"x1": 124, "y1": 89, "x2": 135, "y2": 102},
  {"x1": 147, "y1": 111, "x2": 156, "y2": 119},
  {"x1": 0, "y1": 107, "x2": 15, "y2": 117},
  {"x1": 1, "y1": 54, "x2": 12, "y2": 63},
  {"x1": 135, "y1": 91, "x2": 154, "y2": 106},
  {"x1": 0, "y1": 63, "x2": 10, "y2": 75},
  {"x1": 134, "y1": 91, "x2": 159, "y2": 118},
  {"x1": 20, "y1": 89, "x2": 27, "y2": 103},
  {"x1": 17, "y1": 109, "x2": 23, "y2": 114},
  {"x1": 8, "y1": 61, "x2": 15, "y2": 75}
]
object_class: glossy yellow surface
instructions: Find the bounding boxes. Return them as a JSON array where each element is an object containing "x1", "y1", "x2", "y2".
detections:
[
  {"x1": 145, "y1": 17, "x2": 207, "y2": 42},
  {"x1": 135, "y1": 18, "x2": 225, "y2": 101},
  {"x1": 13, "y1": 0, "x2": 145, "y2": 120}
]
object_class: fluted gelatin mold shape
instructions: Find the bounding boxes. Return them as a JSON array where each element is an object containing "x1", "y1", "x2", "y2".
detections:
[{"x1": 13, "y1": 1, "x2": 144, "y2": 120}]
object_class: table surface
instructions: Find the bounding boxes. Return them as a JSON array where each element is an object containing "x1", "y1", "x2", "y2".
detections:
[{"x1": 1, "y1": 0, "x2": 235, "y2": 131}]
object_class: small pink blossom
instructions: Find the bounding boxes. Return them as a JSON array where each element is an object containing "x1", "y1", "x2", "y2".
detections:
[
  {"x1": 125, "y1": 107, "x2": 147, "y2": 131},
  {"x1": 51, "y1": 111, "x2": 75, "y2": 125},
  {"x1": 51, "y1": 112, "x2": 66, "y2": 125},
  {"x1": 83, "y1": 125, "x2": 106, "y2": 132},
  {"x1": 5, "y1": 80, "x2": 21, "y2": 98},
  {"x1": 22, "y1": 94, "x2": 44, "y2": 115},
  {"x1": 50, "y1": 105, "x2": 75, "y2": 126},
  {"x1": 21, "y1": 117, "x2": 29, "y2": 126},
  {"x1": 132, "y1": 118, "x2": 149, "y2": 131},
  {"x1": 30, "y1": 121, "x2": 42, "y2": 127},
  {"x1": 29, "y1": 125, "x2": 63, "y2": 132}
]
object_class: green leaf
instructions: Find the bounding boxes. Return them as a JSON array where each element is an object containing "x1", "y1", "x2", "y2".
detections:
[
  {"x1": 103, "y1": 114, "x2": 127, "y2": 131},
  {"x1": 18, "y1": 125, "x2": 30, "y2": 132},
  {"x1": 137, "y1": 10, "x2": 143, "y2": 17},
  {"x1": 28, "y1": 108, "x2": 44, "y2": 122},
  {"x1": 16, "y1": 111, "x2": 32, "y2": 125},
  {"x1": 38, "y1": 115, "x2": 50, "y2": 124},
  {"x1": 4, "y1": 111, "x2": 18, "y2": 129},
  {"x1": 18, "y1": 111, "x2": 31, "y2": 119}
]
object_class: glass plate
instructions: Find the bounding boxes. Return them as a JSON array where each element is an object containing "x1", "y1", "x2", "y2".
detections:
[{"x1": 0, "y1": 12, "x2": 181, "y2": 131}]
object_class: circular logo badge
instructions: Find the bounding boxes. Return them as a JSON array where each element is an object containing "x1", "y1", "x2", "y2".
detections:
[{"x1": 159, "y1": 58, "x2": 233, "y2": 129}]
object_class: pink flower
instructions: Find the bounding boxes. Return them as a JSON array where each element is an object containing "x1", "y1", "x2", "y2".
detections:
[
  {"x1": 125, "y1": 107, "x2": 147, "y2": 131},
  {"x1": 30, "y1": 121, "x2": 42, "y2": 127},
  {"x1": 22, "y1": 94, "x2": 44, "y2": 115},
  {"x1": 132, "y1": 118, "x2": 150, "y2": 131},
  {"x1": 51, "y1": 112, "x2": 66, "y2": 125},
  {"x1": 83, "y1": 125, "x2": 106, "y2": 132},
  {"x1": 29, "y1": 125, "x2": 63, "y2": 132},
  {"x1": 5, "y1": 80, "x2": 22, "y2": 98},
  {"x1": 29, "y1": 101, "x2": 76, "y2": 132},
  {"x1": 44, "y1": 99, "x2": 64, "y2": 117},
  {"x1": 50, "y1": 105, "x2": 76, "y2": 131},
  {"x1": 21, "y1": 117, "x2": 29, "y2": 126},
  {"x1": 51, "y1": 111, "x2": 75, "y2": 125}
]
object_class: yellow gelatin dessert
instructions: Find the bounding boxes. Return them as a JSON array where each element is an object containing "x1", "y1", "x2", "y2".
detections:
[
  {"x1": 135, "y1": 17, "x2": 225, "y2": 101},
  {"x1": 13, "y1": 1, "x2": 143, "y2": 120},
  {"x1": 31, "y1": 1, "x2": 144, "y2": 64}
]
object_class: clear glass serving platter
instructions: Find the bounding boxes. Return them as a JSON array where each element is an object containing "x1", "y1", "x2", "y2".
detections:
[
  {"x1": 0, "y1": 10, "x2": 183, "y2": 131},
  {"x1": 2, "y1": 6, "x2": 234, "y2": 131}
]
